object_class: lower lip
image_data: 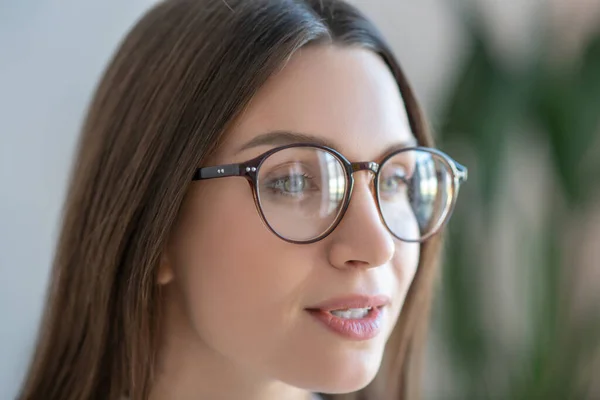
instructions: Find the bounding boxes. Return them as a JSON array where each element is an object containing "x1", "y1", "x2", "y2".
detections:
[{"x1": 306, "y1": 307, "x2": 383, "y2": 341}]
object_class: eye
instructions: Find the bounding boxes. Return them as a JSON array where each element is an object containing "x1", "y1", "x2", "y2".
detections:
[
  {"x1": 380, "y1": 166, "x2": 409, "y2": 194},
  {"x1": 266, "y1": 173, "x2": 315, "y2": 197}
]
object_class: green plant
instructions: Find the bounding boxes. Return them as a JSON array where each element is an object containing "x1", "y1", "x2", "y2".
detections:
[{"x1": 432, "y1": 6, "x2": 600, "y2": 399}]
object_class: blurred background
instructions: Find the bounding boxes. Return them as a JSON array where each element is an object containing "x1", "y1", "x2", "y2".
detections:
[{"x1": 1, "y1": 0, "x2": 599, "y2": 399}]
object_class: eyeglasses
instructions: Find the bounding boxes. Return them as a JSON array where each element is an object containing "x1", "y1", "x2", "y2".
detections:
[{"x1": 193, "y1": 143, "x2": 467, "y2": 244}]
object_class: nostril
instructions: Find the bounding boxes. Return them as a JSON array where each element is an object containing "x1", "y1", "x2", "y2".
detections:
[{"x1": 345, "y1": 259, "x2": 371, "y2": 269}]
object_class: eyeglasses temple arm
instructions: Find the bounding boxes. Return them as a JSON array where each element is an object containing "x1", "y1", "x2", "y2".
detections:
[{"x1": 193, "y1": 164, "x2": 244, "y2": 180}]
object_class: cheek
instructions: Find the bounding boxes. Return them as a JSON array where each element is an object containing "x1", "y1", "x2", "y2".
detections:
[
  {"x1": 389, "y1": 241, "x2": 420, "y2": 320},
  {"x1": 398, "y1": 241, "x2": 420, "y2": 284},
  {"x1": 169, "y1": 180, "x2": 314, "y2": 362}
]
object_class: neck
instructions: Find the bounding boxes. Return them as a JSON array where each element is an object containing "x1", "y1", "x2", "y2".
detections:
[{"x1": 150, "y1": 287, "x2": 314, "y2": 400}]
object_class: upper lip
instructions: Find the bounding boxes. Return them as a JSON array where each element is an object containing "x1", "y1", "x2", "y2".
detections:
[{"x1": 306, "y1": 294, "x2": 391, "y2": 311}]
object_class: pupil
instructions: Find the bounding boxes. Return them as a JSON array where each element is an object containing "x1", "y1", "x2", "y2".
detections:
[{"x1": 285, "y1": 175, "x2": 305, "y2": 192}]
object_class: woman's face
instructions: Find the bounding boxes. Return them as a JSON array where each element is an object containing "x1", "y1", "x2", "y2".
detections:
[{"x1": 162, "y1": 45, "x2": 420, "y2": 394}]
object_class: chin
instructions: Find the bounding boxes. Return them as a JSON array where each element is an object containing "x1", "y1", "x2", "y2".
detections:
[
  {"x1": 315, "y1": 358, "x2": 381, "y2": 394},
  {"x1": 275, "y1": 345, "x2": 384, "y2": 395}
]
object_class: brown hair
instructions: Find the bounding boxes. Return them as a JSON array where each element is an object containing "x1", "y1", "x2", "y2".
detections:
[{"x1": 18, "y1": 1, "x2": 441, "y2": 399}]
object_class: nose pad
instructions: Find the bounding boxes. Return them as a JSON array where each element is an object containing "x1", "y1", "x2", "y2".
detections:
[
  {"x1": 350, "y1": 161, "x2": 379, "y2": 197},
  {"x1": 362, "y1": 172, "x2": 377, "y2": 197}
]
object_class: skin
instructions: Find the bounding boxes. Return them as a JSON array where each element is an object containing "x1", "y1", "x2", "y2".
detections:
[{"x1": 152, "y1": 45, "x2": 420, "y2": 400}]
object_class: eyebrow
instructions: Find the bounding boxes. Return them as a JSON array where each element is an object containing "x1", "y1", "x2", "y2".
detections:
[{"x1": 235, "y1": 130, "x2": 418, "y2": 158}]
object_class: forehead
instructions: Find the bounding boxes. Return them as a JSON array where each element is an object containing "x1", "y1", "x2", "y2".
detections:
[{"x1": 221, "y1": 45, "x2": 415, "y2": 162}]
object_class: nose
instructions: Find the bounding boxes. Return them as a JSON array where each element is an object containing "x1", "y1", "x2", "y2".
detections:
[{"x1": 326, "y1": 172, "x2": 395, "y2": 270}]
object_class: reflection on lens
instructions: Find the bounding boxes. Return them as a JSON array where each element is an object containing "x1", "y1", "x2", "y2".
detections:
[
  {"x1": 257, "y1": 147, "x2": 347, "y2": 242},
  {"x1": 378, "y1": 149, "x2": 452, "y2": 241}
]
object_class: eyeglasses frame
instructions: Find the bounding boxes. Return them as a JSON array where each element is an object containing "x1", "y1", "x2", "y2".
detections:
[{"x1": 192, "y1": 143, "x2": 467, "y2": 244}]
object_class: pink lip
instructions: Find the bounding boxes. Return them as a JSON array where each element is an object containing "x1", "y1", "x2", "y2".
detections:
[{"x1": 306, "y1": 295, "x2": 390, "y2": 341}]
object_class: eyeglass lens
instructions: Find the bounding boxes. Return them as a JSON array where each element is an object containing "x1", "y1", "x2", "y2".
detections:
[{"x1": 255, "y1": 147, "x2": 453, "y2": 242}]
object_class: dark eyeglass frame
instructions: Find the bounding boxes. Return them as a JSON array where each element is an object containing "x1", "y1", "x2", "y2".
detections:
[{"x1": 192, "y1": 143, "x2": 468, "y2": 244}]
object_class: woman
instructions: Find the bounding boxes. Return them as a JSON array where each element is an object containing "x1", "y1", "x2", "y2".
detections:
[{"x1": 18, "y1": 0, "x2": 467, "y2": 399}]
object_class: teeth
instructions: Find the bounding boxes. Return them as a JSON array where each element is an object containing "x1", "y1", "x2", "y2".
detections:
[{"x1": 330, "y1": 307, "x2": 371, "y2": 319}]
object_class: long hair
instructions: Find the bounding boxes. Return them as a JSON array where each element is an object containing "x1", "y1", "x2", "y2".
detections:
[{"x1": 18, "y1": 1, "x2": 441, "y2": 399}]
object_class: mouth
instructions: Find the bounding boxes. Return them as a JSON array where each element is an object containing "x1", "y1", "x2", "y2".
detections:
[
  {"x1": 328, "y1": 307, "x2": 375, "y2": 319},
  {"x1": 305, "y1": 295, "x2": 390, "y2": 341}
]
